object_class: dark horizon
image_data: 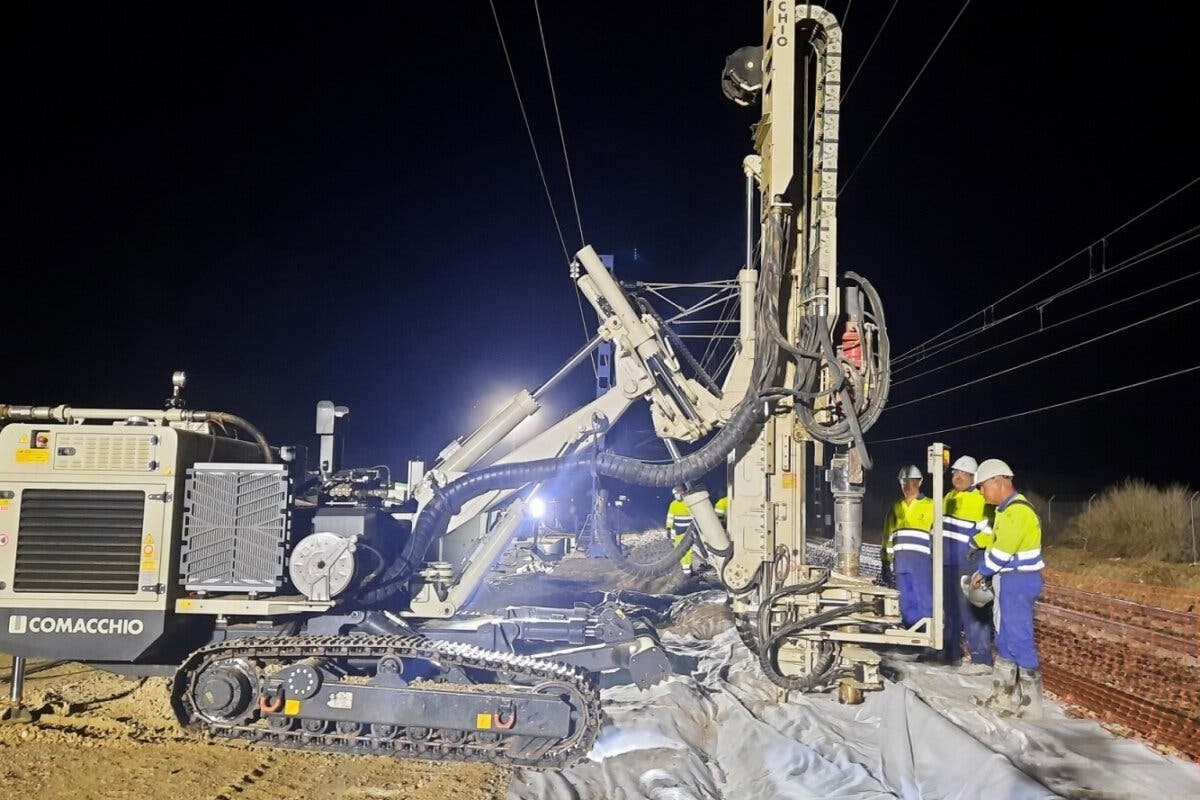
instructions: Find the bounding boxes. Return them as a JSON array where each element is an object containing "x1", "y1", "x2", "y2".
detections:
[{"x1": 8, "y1": 2, "x2": 1198, "y2": 495}]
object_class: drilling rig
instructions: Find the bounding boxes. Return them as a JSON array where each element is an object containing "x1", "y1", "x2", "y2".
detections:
[{"x1": 0, "y1": 3, "x2": 944, "y2": 767}]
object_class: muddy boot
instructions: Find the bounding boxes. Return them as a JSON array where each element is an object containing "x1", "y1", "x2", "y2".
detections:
[
  {"x1": 972, "y1": 657, "x2": 1019, "y2": 712},
  {"x1": 1016, "y1": 668, "x2": 1044, "y2": 720}
]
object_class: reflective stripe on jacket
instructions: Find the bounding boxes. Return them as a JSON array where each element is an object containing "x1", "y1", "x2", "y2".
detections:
[
  {"x1": 883, "y1": 495, "x2": 934, "y2": 563},
  {"x1": 667, "y1": 499, "x2": 693, "y2": 534},
  {"x1": 979, "y1": 492, "x2": 1043, "y2": 576},
  {"x1": 943, "y1": 488, "x2": 987, "y2": 543}
]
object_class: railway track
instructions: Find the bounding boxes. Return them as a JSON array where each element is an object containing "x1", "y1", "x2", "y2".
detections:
[{"x1": 1036, "y1": 583, "x2": 1200, "y2": 763}]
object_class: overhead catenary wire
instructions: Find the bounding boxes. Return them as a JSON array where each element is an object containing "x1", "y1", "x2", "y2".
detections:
[
  {"x1": 892, "y1": 269, "x2": 1200, "y2": 387},
  {"x1": 839, "y1": 0, "x2": 972, "y2": 196},
  {"x1": 894, "y1": 176, "x2": 1200, "y2": 363},
  {"x1": 886, "y1": 296, "x2": 1200, "y2": 411},
  {"x1": 490, "y1": 0, "x2": 596, "y2": 377},
  {"x1": 842, "y1": 0, "x2": 900, "y2": 101},
  {"x1": 488, "y1": 0, "x2": 571, "y2": 264},
  {"x1": 870, "y1": 364, "x2": 1200, "y2": 444},
  {"x1": 892, "y1": 224, "x2": 1200, "y2": 371},
  {"x1": 533, "y1": 0, "x2": 586, "y2": 249}
]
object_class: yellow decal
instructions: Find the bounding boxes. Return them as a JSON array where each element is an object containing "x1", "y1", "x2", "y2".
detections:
[
  {"x1": 18, "y1": 435, "x2": 28, "y2": 444},
  {"x1": 15, "y1": 449, "x2": 50, "y2": 464},
  {"x1": 177, "y1": 599, "x2": 194, "y2": 610},
  {"x1": 141, "y1": 541, "x2": 158, "y2": 571},
  {"x1": 284, "y1": 699, "x2": 301, "y2": 716},
  {"x1": 476, "y1": 713, "x2": 493, "y2": 730},
  {"x1": 781, "y1": 472, "x2": 796, "y2": 488},
  {"x1": 0, "y1": 499, "x2": 9, "y2": 511}
]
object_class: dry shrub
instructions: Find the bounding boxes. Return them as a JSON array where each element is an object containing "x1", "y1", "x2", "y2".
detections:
[{"x1": 1062, "y1": 480, "x2": 1194, "y2": 563}]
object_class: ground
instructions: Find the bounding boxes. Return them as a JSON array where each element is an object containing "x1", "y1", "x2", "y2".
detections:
[
  {"x1": 0, "y1": 656, "x2": 510, "y2": 800},
  {"x1": 2, "y1": 552, "x2": 1198, "y2": 799},
  {"x1": 1042, "y1": 545, "x2": 1200, "y2": 606}
]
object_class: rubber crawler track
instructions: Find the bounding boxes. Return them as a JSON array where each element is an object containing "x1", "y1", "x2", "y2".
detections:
[{"x1": 172, "y1": 634, "x2": 602, "y2": 770}]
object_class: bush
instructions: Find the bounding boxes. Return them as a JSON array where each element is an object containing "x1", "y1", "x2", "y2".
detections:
[{"x1": 1061, "y1": 480, "x2": 1195, "y2": 563}]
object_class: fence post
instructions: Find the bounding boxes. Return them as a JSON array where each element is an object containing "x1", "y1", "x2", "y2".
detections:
[
  {"x1": 1190, "y1": 491, "x2": 1199, "y2": 565},
  {"x1": 1048, "y1": 494, "x2": 1056, "y2": 531}
]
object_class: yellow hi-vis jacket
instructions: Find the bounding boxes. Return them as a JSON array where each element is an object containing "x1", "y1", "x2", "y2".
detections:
[
  {"x1": 979, "y1": 492, "x2": 1044, "y2": 576},
  {"x1": 667, "y1": 498, "x2": 694, "y2": 568},
  {"x1": 944, "y1": 487, "x2": 993, "y2": 550},
  {"x1": 882, "y1": 495, "x2": 934, "y2": 566},
  {"x1": 714, "y1": 496, "x2": 729, "y2": 520}
]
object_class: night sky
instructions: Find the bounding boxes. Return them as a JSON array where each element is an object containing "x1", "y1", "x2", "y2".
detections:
[{"x1": 9, "y1": 2, "x2": 1198, "y2": 499}]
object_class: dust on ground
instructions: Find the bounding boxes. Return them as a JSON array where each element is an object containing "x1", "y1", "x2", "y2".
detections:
[{"x1": 0, "y1": 654, "x2": 511, "y2": 800}]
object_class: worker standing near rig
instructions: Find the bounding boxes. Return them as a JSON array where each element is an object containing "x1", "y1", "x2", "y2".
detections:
[
  {"x1": 667, "y1": 484, "x2": 695, "y2": 574},
  {"x1": 970, "y1": 459, "x2": 1045, "y2": 718},
  {"x1": 943, "y1": 456, "x2": 994, "y2": 669},
  {"x1": 883, "y1": 466, "x2": 935, "y2": 630}
]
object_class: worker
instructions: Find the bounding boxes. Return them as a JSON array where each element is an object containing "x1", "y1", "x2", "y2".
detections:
[
  {"x1": 943, "y1": 455, "x2": 994, "y2": 670},
  {"x1": 667, "y1": 485, "x2": 695, "y2": 573},
  {"x1": 969, "y1": 459, "x2": 1044, "y2": 719},
  {"x1": 882, "y1": 465, "x2": 935, "y2": 630},
  {"x1": 714, "y1": 495, "x2": 729, "y2": 524}
]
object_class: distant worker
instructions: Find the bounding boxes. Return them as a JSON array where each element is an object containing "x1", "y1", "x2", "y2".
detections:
[
  {"x1": 667, "y1": 485, "x2": 695, "y2": 574},
  {"x1": 943, "y1": 456, "x2": 994, "y2": 670},
  {"x1": 714, "y1": 495, "x2": 729, "y2": 524},
  {"x1": 882, "y1": 465, "x2": 934, "y2": 630},
  {"x1": 970, "y1": 459, "x2": 1044, "y2": 719}
]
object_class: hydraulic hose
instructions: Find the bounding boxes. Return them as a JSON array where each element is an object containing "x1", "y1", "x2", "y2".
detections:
[
  {"x1": 598, "y1": 525, "x2": 697, "y2": 578},
  {"x1": 205, "y1": 412, "x2": 274, "y2": 464},
  {"x1": 368, "y1": 212, "x2": 792, "y2": 600},
  {"x1": 357, "y1": 455, "x2": 590, "y2": 605},
  {"x1": 633, "y1": 295, "x2": 723, "y2": 398},
  {"x1": 756, "y1": 572, "x2": 872, "y2": 691}
]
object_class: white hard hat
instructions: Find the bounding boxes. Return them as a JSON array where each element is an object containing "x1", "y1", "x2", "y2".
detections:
[
  {"x1": 960, "y1": 575, "x2": 994, "y2": 608},
  {"x1": 950, "y1": 455, "x2": 978, "y2": 474},
  {"x1": 897, "y1": 465, "x2": 923, "y2": 484},
  {"x1": 974, "y1": 458, "x2": 1014, "y2": 486}
]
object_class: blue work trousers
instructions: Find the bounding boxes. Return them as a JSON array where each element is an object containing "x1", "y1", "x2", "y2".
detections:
[
  {"x1": 894, "y1": 555, "x2": 932, "y2": 628},
  {"x1": 959, "y1": 553, "x2": 994, "y2": 665},
  {"x1": 937, "y1": 554, "x2": 991, "y2": 663},
  {"x1": 993, "y1": 570, "x2": 1044, "y2": 669}
]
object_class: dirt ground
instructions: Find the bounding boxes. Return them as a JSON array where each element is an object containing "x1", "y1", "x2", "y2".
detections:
[
  {"x1": 0, "y1": 657, "x2": 512, "y2": 800},
  {"x1": 0, "y1": 549, "x2": 706, "y2": 800},
  {"x1": 1044, "y1": 545, "x2": 1200, "y2": 610}
]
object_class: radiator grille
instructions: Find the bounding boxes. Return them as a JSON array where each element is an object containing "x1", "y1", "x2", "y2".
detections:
[
  {"x1": 180, "y1": 466, "x2": 289, "y2": 593},
  {"x1": 14, "y1": 489, "x2": 146, "y2": 594}
]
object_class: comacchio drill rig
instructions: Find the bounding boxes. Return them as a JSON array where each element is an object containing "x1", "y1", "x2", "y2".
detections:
[{"x1": 0, "y1": 4, "x2": 944, "y2": 769}]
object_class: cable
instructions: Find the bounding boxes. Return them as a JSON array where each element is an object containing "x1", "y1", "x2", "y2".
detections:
[
  {"x1": 839, "y1": 0, "x2": 972, "y2": 196},
  {"x1": 870, "y1": 364, "x2": 1200, "y2": 444},
  {"x1": 488, "y1": 0, "x2": 571, "y2": 264},
  {"x1": 842, "y1": 0, "x2": 901, "y2": 101},
  {"x1": 533, "y1": 0, "x2": 586, "y2": 249},
  {"x1": 893, "y1": 225, "x2": 1200, "y2": 370},
  {"x1": 888, "y1": 297, "x2": 1199, "y2": 411},
  {"x1": 892, "y1": 270, "x2": 1200, "y2": 387},
  {"x1": 894, "y1": 177, "x2": 1200, "y2": 363}
]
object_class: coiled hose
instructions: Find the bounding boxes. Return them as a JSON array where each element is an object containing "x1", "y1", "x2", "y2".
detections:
[{"x1": 755, "y1": 569, "x2": 873, "y2": 690}]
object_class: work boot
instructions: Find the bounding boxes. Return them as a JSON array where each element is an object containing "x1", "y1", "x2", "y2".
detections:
[
  {"x1": 972, "y1": 657, "x2": 1019, "y2": 713},
  {"x1": 1016, "y1": 669, "x2": 1045, "y2": 720},
  {"x1": 957, "y1": 662, "x2": 991, "y2": 676}
]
